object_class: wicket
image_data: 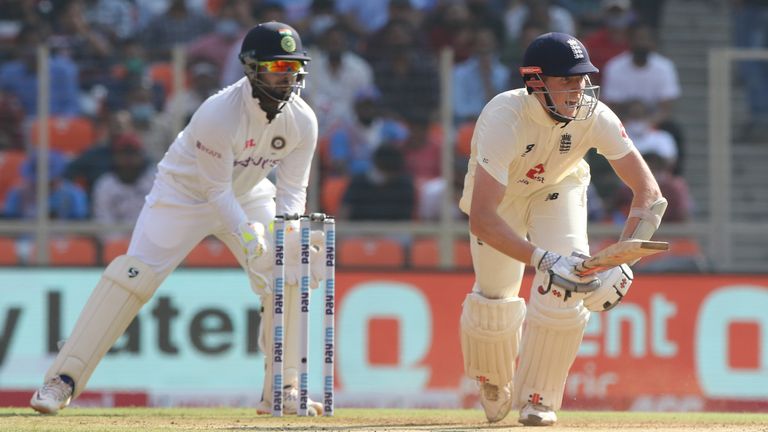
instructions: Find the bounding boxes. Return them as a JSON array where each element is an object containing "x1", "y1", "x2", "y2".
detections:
[{"x1": 271, "y1": 213, "x2": 335, "y2": 417}]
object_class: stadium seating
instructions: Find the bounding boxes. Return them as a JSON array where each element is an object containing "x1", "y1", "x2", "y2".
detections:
[
  {"x1": 410, "y1": 237, "x2": 473, "y2": 269},
  {"x1": 29, "y1": 236, "x2": 98, "y2": 266},
  {"x1": 321, "y1": 175, "x2": 349, "y2": 216},
  {"x1": 0, "y1": 237, "x2": 18, "y2": 265},
  {"x1": 29, "y1": 117, "x2": 96, "y2": 156},
  {"x1": 0, "y1": 150, "x2": 25, "y2": 205},
  {"x1": 101, "y1": 235, "x2": 132, "y2": 264},
  {"x1": 184, "y1": 237, "x2": 239, "y2": 267},
  {"x1": 338, "y1": 237, "x2": 406, "y2": 268}
]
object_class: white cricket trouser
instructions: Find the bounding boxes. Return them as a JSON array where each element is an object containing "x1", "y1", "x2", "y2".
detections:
[
  {"x1": 127, "y1": 178, "x2": 276, "y2": 286},
  {"x1": 470, "y1": 173, "x2": 590, "y2": 299}
]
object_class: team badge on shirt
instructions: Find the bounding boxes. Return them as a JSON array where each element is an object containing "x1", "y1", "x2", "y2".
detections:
[
  {"x1": 559, "y1": 133, "x2": 572, "y2": 154},
  {"x1": 271, "y1": 136, "x2": 286, "y2": 149}
]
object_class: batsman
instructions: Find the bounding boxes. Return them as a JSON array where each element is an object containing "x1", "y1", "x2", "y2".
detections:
[
  {"x1": 458, "y1": 32, "x2": 667, "y2": 426},
  {"x1": 31, "y1": 22, "x2": 327, "y2": 416}
]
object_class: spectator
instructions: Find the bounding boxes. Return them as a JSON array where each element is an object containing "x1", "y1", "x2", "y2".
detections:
[
  {"x1": 92, "y1": 133, "x2": 155, "y2": 227},
  {"x1": 49, "y1": 0, "x2": 114, "y2": 90},
  {"x1": 609, "y1": 151, "x2": 693, "y2": 223},
  {"x1": 326, "y1": 86, "x2": 408, "y2": 177},
  {"x1": 0, "y1": 90, "x2": 25, "y2": 151},
  {"x1": 64, "y1": 109, "x2": 136, "y2": 198},
  {"x1": 303, "y1": 23, "x2": 375, "y2": 137},
  {"x1": 504, "y1": 0, "x2": 575, "y2": 43},
  {"x1": 731, "y1": 0, "x2": 768, "y2": 140},
  {"x1": 623, "y1": 99, "x2": 679, "y2": 171},
  {"x1": 504, "y1": 19, "x2": 546, "y2": 89},
  {"x1": 417, "y1": 156, "x2": 468, "y2": 221},
  {"x1": 370, "y1": 19, "x2": 440, "y2": 125},
  {"x1": 340, "y1": 144, "x2": 415, "y2": 220},
  {"x1": 3, "y1": 150, "x2": 88, "y2": 220},
  {"x1": 453, "y1": 25, "x2": 509, "y2": 123},
  {"x1": 601, "y1": 21, "x2": 680, "y2": 128},
  {"x1": 399, "y1": 116, "x2": 442, "y2": 181},
  {"x1": 81, "y1": 0, "x2": 139, "y2": 43},
  {"x1": 581, "y1": 0, "x2": 634, "y2": 85},
  {"x1": 0, "y1": 25, "x2": 81, "y2": 117},
  {"x1": 423, "y1": 1, "x2": 476, "y2": 64},
  {"x1": 140, "y1": 0, "x2": 214, "y2": 61},
  {"x1": 145, "y1": 61, "x2": 220, "y2": 161},
  {"x1": 186, "y1": 0, "x2": 246, "y2": 78}
]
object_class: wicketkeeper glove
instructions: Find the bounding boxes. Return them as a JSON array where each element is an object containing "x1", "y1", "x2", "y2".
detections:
[{"x1": 237, "y1": 221, "x2": 271, "y2": 294}]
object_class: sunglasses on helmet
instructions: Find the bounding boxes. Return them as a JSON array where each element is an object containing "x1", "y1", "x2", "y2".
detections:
[{"x1": 257, "y1": 60, "x2": 303, "y2": 73}]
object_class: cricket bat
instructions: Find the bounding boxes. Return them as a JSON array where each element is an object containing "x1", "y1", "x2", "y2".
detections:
[{"x1": 575, "y1": 239, "x2": 669, "y2": 276}]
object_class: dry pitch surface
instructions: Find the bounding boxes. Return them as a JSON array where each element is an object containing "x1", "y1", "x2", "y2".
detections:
[{"x1": 1, "y1": 408, "x2": 767, "y2": 431}]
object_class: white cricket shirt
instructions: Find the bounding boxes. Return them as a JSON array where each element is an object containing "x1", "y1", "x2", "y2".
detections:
[
  {"x1": 459, "y1": 88, "x2": 633, "y2": 213},
  {"x1": 156, "y1": 77, "x2": 318, "y2": 232}
]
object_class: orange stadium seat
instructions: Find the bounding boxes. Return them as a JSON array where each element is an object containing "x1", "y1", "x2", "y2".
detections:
[
  {"x1": 410, "y1": 237, "x2": 473, "y2": 269},
  {"x1": 0, "y1": 150, "x2": 25, "y2": 204},
  {"x1": 185, "y1": 237, "x2": 239, "y2": 267},
  {"x1": 29, "y1": 117, "x2": 96, "y2": 156},
  {"x1": 102, "y1": 235, "x2": 132, "y2": 264},
  {"x1": 0, "y1": 237, "x2": 19, "y2": 265},
  {"x1": 148, "y1": 62, "x2": 189, "y2": 98},
  {"x1": 321, "y1": 176, "x2": 349, "y2": 216},
  {"x1": 29, "y1": 236, "x2": 98, "y2": 266},
  {"x1": 338, "y1": 237, "x2": 406, "y2": 268}
]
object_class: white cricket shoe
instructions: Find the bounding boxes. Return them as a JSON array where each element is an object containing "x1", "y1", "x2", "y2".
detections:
[
  {"x1": 479, "y1": 382, "x2": 513, "y2": 423},
  {"x1": 256, "y1": 386, "x2": 323, "y2": 416},
  {"x1": 30, "y1": 376, "x2": 73, "y2": 414},
  {"x1": 518, "y1": 402, "x2": 557, "y2": 426}
]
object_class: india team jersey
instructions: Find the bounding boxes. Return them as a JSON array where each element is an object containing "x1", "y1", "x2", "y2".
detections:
[
  {"x1": 156, "y1": 77, "x2": 318, "y2": 232},
  {"x1": 459, "y1": 88, "x2": 633, "y2": 213}
]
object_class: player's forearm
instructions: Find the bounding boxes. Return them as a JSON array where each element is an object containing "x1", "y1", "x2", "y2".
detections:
[{"x1": 208, "y1": 188, "x2": 249, "y2": 233}]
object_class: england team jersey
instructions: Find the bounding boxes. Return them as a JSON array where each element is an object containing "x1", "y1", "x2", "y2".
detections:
[
  {"x1": 459, "y1": 88, "x2": 633, "y2": 213},
  {"x1": 156, "y1": 77, "x2": 318, "y2": 232}
]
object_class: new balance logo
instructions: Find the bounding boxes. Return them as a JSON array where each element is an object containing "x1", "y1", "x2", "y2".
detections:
[{"x1": 545, "y1": 193, "x2": 559, "y2": 201}]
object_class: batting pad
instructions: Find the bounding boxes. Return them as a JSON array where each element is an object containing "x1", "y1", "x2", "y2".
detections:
[
  {"x1": 513, "y1": 291, "x2": 590, "y2": 411},
  {"x1": 259, "y1": 283, "x2": 301, "y2": 404},
  {"x1": 45, "y1": 255, "x2": 160, "y2": 398},
  {"x1": 460, "y1": 292, "x2": 526, "y2": 386}
]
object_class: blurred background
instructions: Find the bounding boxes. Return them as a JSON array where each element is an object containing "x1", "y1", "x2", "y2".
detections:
[{"x1": 0, "y1": 0, "x2": 767, "y2": 413}]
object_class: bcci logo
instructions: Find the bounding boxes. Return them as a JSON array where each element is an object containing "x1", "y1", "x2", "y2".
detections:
[
  {"x1": 271, "y1": 136, "x2": 286, "y2": 149},
  {"x1": 127, "y1": 267, "x2": 140, "y2": 278},
  {"x1": 559, "y1": 133, "x2": 572, "y2": 153},
  {"x1": 280, "y1": 35, "x2": 296, "y2": 53}
]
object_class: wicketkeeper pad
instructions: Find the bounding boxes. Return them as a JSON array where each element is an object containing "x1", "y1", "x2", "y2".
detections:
[
  {"x1": 460, "y1": 292, "x2": 526, "y2": 386},
  {"x1": 45, "y1": 255, "x2": 160, "y2": 398},
  {"x1": 258, "y1": 283, "x2": 301, "y2": 405},
  {"x1": 513, "y1": 271, "x2": 590, "y2": 411}
]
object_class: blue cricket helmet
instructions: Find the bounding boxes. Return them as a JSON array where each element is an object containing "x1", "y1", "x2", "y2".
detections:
[{"x1": 521, "y1": 32, "x2": 598, "y2": 77}]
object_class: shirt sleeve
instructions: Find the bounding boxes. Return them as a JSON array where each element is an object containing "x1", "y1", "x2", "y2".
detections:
[
  {"x1": 592, "y1": 106, "x2": 634, "y2": 160},
  {"x1": 275, "y1": 109, "x2": 318, "y2": 215},
  {"x1": 187, "y1": 104, "x2": 248, "y2": 233},
  {"x1": 473, "y1": 102, "x2": 518, "y2": 186}
]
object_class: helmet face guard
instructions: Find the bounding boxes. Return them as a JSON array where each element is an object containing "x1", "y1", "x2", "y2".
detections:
[
  {"x1": 521, "y1": 66, "x2": 600, "y2": 122},
  {"x1": 240, "y1": 55, "x2": 308, "y2": 103}
]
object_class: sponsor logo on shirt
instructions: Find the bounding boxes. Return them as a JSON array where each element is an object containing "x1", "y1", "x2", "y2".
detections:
[
  {"x1": 244, "y1": 138, "x2": 255, "y2": 149},
  {"x1": 196, "y1": 141, "x2": 222, "y2": 159},
  {"x1": 518, "y1": 163, "x2": 545, "y2": 185},
  {"x1": 233, "y1": 156, "x2": 281, "y2": 169}
]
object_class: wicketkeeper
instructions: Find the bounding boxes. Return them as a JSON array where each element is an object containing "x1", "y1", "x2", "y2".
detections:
[
  {"x1": 31, "y1": 22, "x2": 327, "y2": 416},
  {"x1": 458, "y1": 32, "x2": 667, "y2": 426}
]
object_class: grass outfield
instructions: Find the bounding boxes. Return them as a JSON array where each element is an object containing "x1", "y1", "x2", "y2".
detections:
[{"x1": 1, "y1": 408, "x2": 767, "y2": 431}]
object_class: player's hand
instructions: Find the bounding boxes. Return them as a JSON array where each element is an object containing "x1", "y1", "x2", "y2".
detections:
[
  {"x1": 237, "y1": 221, "x2": 272, "y2": 292},
  {"x1": 284, "y1": 223, "x2": 326, "y2": 289},
  {"x1": 533, "y1": 249, "x2": 601, "y2": 293}
]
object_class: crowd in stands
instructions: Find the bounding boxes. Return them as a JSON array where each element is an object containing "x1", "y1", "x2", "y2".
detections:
[{"x1": 0, "y1": 0, "x2": 730, "y2": 267}]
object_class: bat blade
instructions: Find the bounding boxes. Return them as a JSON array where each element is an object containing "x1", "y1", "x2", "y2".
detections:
[{"x1": 575, "y1": 240, "x2": 669, "y2": 276}]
